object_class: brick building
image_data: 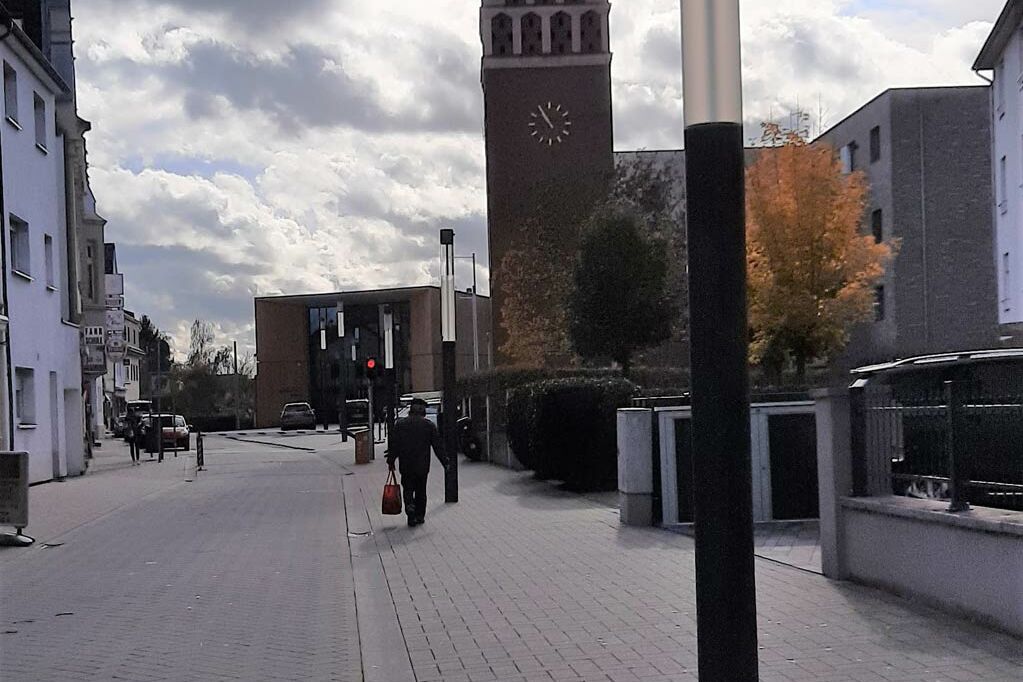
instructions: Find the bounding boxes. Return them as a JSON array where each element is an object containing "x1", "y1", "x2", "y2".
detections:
[{"x1": 254, "y1": 286, "x2": 491, "y2": 428}]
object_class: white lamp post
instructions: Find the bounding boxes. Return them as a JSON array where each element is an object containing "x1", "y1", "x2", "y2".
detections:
[{"x1": 681, "y1": 1, "x2": 758, "y2": 680}]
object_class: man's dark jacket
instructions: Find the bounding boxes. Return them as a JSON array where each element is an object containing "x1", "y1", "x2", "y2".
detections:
[{"x1": 386, "y1": 415, "x2": 447, "y2": 477}]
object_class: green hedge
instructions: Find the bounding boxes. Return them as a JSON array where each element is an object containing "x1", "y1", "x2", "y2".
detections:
[{"x1": 507, "y1": 377, "x2": 638, "y2": 491}]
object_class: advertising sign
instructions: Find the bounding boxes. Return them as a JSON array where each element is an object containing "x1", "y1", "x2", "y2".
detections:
[
  {"x1": 106, "y1": 308, "x2": 125, "y2": 356},
  {"x1": 0, "y1": 452, "x2": 29, "y2": 528}
]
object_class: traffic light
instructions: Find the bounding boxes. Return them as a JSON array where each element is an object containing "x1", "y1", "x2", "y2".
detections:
[{"x1": 365, "y1": 357, "x2": 378, "y2": 381}]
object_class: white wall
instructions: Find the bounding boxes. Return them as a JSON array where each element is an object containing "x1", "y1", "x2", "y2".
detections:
[
  {"x1": 993, "y1": 21, "x2": 1023, "y2": 323},
  {"x1": 1, "y1": 40, "x2": 83, "y2": 482}
]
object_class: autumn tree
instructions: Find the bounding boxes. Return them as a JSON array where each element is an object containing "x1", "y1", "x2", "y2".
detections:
[
  {"x1": 496, "y1": 216, "x2": 576, "y2": 367},
  {"x1": 746, "y1": 123, "x2": 897, "y2": 382},
  {"x1": 568, "y1": 213, "x2": 673, "y2": 375}
]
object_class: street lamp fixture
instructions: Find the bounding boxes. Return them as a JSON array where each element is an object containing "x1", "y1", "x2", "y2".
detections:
[
  {"x1": 440, "y1": 228, "x2": 458, "y2": 503},
  {"x1": 681, "y1": 1, "x2": 759, "y2": 680}
]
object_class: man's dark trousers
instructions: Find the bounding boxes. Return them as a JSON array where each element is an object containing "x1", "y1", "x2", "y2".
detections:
[{"x1": 402, "y1": 473, "x2": 428, "y2": 523}]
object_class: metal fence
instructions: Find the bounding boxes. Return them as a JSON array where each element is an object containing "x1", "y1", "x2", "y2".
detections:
[{"x1": 851, "y1": 378, "x2": 1023, "y2": 512}]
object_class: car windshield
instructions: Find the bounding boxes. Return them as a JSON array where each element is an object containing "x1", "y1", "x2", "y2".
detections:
[
  {"x1": 284, "y1": 404, "x2": 310, "y2": 413},
  {"x1": 156, "y1": 416, "x2": 184, "y2": 428}
]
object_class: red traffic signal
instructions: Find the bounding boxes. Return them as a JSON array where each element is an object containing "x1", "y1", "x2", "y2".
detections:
[
  {"x1": 366, "y1": 357, "x2": 378, "y2": 380},
  {"x1": 366, "y1": 358, "x2": 377, "y2": 370}
]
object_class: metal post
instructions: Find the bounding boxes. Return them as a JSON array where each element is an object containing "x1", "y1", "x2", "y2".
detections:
[
  {"x1": 945, "y1": 380, "x2": 969, "y2": 512},
  {"x1": 233, "y1": 341, "x2": 240, "y2": 431},
  {"x1": 681, "y1": 2, "x2": 758, "y2": 679},
  {"x1": 367, "y1": 381, "x2": 375, "y2": 460},
  {"x1": 156, "y1": 345, "x2": 164, "y2": 463},
  {"x1": 472, "y1": 253, "x2": 479, "y2": 373},
  {"x1": 849, "y1": 380, "x2": 868, "y2": 496},
  {"x1": 441, "y1": 229, "x2": 458, "y2": 503}
]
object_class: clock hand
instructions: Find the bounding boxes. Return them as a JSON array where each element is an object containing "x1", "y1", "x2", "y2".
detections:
[{"x1": 538, "y1": 106, "x2": 555, "y2": 129}]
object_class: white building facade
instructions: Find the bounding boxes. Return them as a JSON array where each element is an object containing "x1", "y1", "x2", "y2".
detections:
[
  {"x1": 1, "y1": 20, "x2": 84, "y2": 483},
  {"x1": 976, "y1": 1, "x2": 1023, "y2": 326}
]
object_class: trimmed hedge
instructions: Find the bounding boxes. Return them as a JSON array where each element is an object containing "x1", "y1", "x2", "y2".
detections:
[{"x1": 507, "y1": 377, "x2": 638, "y2": 491}]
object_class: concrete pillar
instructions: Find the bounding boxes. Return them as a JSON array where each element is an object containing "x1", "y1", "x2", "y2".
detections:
[
  {"x1": 541, "y1": 14, "x2": 552, "y2": 54},
  {"x1": 571, "y1": 12, "x2": 582, "y2": 53},
  {"x1": 512, "y1": 15, "x2": 522, "y2": 55},
  {"x1": 813, "y1": 388, "x2": 853, "y2": 580},
  {"x1": 618, "y1": 408, "x2": 653, "y2": 525}
]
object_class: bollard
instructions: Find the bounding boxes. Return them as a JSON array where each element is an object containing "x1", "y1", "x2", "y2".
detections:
[
  {"x1": 196, "y1": 431, "x2": 205, "y2": 471},
  {"x1": 184, "y1": 452, "x2": 197, "y2": 482}
]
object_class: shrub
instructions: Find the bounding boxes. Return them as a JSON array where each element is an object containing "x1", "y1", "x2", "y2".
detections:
[{"x1": 507, "y1": 377, "x2": 638, "y2": 491}]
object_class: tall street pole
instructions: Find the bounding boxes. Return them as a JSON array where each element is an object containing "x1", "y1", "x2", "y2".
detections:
[
  {"x1": 681, "y1": 1, "x2": 759, "y2": 680},
  {"x1": 338, "y1": 301, "x2": 347, "y2": 443},
  {"x1": 233, "y1": 341, "x2": 240, "y2": 431},
  {"x1": 441, "y1": 229, "x2": 458, "y2": 503},
  {"x1": 471, "y1": 253, "x2": 479, "y2": 373}
]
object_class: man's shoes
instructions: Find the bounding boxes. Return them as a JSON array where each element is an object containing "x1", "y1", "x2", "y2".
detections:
[
  {"x1": 407, "y1": 517, "x2": 420, "y2": 527},
  {"x1": 416, "y1": 517, "x2": 425, "y2": 526}
]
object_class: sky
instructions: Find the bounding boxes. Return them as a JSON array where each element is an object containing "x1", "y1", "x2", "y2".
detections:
[{"x1": 70, "y1": 0, "x2": 1007, "y2": 356}]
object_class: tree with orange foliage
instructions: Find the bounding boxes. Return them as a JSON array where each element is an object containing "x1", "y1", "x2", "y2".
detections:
[{"x1": 746, "y1": 123, "x2": 898, "y2": 382}]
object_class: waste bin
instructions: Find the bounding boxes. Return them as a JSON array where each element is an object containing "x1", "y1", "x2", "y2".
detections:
[{"x1": 355, "y1": 430, "x2": 371, "y2": 465}]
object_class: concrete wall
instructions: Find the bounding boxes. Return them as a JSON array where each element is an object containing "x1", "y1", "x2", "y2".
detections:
[
  {"x1": 842, "y1": 497, "x2": 1023, "y2": 636},
  {"x1": 1, "y1": 36, "x2": 83, "y2": 482},
  {"x1": 814, "y1": 389, "x2": 1023, "y2": 637}
]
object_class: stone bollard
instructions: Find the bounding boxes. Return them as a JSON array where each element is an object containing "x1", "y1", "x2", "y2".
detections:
[{"x1": 617, "y1": 408, "x2": 654, "y2": 526}]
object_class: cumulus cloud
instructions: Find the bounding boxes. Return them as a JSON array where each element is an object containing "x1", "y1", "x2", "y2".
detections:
[{"x1": 71, "y1": 0, "x2": 1001, "y2": 353}]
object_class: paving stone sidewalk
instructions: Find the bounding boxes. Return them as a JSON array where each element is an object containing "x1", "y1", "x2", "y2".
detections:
[
  {"x1": 1, "y1": 438, "x2": 362, "y2": 681},
  {"x1": 341, "y1": 455, "x2": 1023, "y2": 682}
]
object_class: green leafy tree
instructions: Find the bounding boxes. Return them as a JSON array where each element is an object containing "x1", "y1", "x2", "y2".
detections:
[{"x1": 568, "y1": 213, "x2": 674, "y2": 375}]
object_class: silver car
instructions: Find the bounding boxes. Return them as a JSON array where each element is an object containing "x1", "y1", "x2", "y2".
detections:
[{"x1": 280, "y1": 402, "x2": 316, "y2": 431}]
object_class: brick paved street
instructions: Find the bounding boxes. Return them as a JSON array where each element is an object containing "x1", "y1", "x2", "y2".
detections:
[
  {"x1": 1, "y1": 437, "x2": 362, "y2": 681},
  {"x1": 2, "y1": 433, "x2": 1021, "y2": 681}
]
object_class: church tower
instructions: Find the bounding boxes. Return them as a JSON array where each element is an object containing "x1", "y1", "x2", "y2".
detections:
[{"x1": 480, "y1": 0, "x2": 614, "y2": 364}]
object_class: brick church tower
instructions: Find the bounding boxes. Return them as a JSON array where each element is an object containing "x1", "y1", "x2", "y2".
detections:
[{"x1": 480, "y1": 0, "x2": 614, "y2": 364}]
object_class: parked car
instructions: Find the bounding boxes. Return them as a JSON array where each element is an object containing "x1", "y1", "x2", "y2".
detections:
[
  {"x1": 280, "y1": 402, "x2": 317, "y2": 431},
  {"x1": 396, "y1": 394, "x2": 441, "y2": 427},
  {"x1": 141, "y1": 414, "x2": 190, "y2": 452}
]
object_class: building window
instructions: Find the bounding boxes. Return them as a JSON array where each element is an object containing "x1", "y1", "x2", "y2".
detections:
[
  {"x1": 840, "y1": 142, "x2": 858, "y2": 173},
  {"x1": 581, "y1": 10, "x2": 602, "y2": 53},
  {"x1": 33, "y1": 93, "x2": 46, "y2": 151},
  {"x1": 491, "y1": 13, "x2": 513, "y2": 57},
  {"x1": 86, "y1": 243, "x2": 96, "y2": 301},
  {"x1": 1003, "y1": 252, "x2": 1012, "y2": 311},
  {"x1": 44, "y1": 234, "x2": 54, "y2": 287},
  {"x1": 15, "y1": 367, "x2": 35, "y2": 425},
  {"x1": 520, "y1": 13, "x2": 542, "y2": 56},
  {"x1": 874, "y1": 286, "x2": 885, "y2": 322},
  {"x1": 871, "y1": 209, "x2": 883, "y2": 243},
  {"x1": 869, "y1": 126, "x2": 880, "y2": 163},
  {"x1": 551, "y1": 11, "x2": 573, "y2": 54},
  {"x1": 3, "y1": 62, "x2": 17, "y2": 125},
  {"x1": 9, "y1": 215, "x2": 30, "y2": 277},
  {"x1": 1000, "y1": 155, "x2": 1008, "y2": 214},
  {"x1": 997, "y1": 59, "x2": 1005, "y2": 115}
]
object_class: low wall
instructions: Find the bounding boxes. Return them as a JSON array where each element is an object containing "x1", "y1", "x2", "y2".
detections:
[{"x1": 839, "y1": 496, "x2": 1023, "y2": 636}]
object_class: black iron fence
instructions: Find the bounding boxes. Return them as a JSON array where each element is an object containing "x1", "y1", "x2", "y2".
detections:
[{"x1": 851, "y1": 378, "x2": 1023, "y2": 512}]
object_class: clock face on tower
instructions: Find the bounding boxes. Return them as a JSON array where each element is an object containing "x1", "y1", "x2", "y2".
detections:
[{"x1": 528, "y1": 102, "x2": 572, "y2": 146}]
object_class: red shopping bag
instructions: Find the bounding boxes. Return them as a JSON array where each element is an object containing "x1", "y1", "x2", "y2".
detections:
[{"x1": 382, "y1": 469, "x2": 402, "y2": 515}]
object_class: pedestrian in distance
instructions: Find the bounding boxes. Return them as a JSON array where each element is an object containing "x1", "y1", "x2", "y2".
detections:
[
  {"x1": 385, "y1": 398, "x2": 449, "y2": 527},
  {"x1": 128, "y1": 418, "x2": 142, "y2": 466}
]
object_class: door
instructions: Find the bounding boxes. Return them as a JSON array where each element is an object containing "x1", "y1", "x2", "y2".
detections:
[{"x1": 768, "y1": 413, "x2": 819, "y2": 520}]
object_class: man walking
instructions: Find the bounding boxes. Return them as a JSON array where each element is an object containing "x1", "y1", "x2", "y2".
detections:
[
  {"x1": 385, "y1": 399, "x2": 448, "y2": 527},
  {"x1": 128, "y1": 417, "x2": 142, "y2": 466}
]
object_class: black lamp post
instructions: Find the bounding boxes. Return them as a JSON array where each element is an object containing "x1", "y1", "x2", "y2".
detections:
[
  {"x1": 441, "y1": 228, "x2": 458, "y2": 503},
  {"x1": 681, "y1": 1, "x2": 759, "y2": 679}
]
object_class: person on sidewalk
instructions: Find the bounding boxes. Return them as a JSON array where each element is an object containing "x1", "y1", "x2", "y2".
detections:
[
  {"x1": 129, "y1": 418, "x2": 142, "y2": 466},
  {"x1": 385, "y1": 398, "x2": 448, "y2": 527}
]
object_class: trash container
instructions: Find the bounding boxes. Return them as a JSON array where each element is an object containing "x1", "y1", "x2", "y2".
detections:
[{"x1": 355, "y1": 430, "x2": 371, "y2": 465}]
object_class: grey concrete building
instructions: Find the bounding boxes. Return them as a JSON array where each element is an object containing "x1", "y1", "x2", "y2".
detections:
[{"x1": 817, "y1": 86, "x2": 999, "y2": 368}]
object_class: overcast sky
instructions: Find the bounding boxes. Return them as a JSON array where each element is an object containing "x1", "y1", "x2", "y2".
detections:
[{"x1": 71, "y1": 0, "x2": 1005, "y2": 356}]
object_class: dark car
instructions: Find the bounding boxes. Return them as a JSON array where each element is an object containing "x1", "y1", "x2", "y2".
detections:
[
  {"x1": 141, "y1": 414, "x2": 190, "y2": 452},
  {"x1": 280, "y1": 402, "x2": 316, "y2": 431}
]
